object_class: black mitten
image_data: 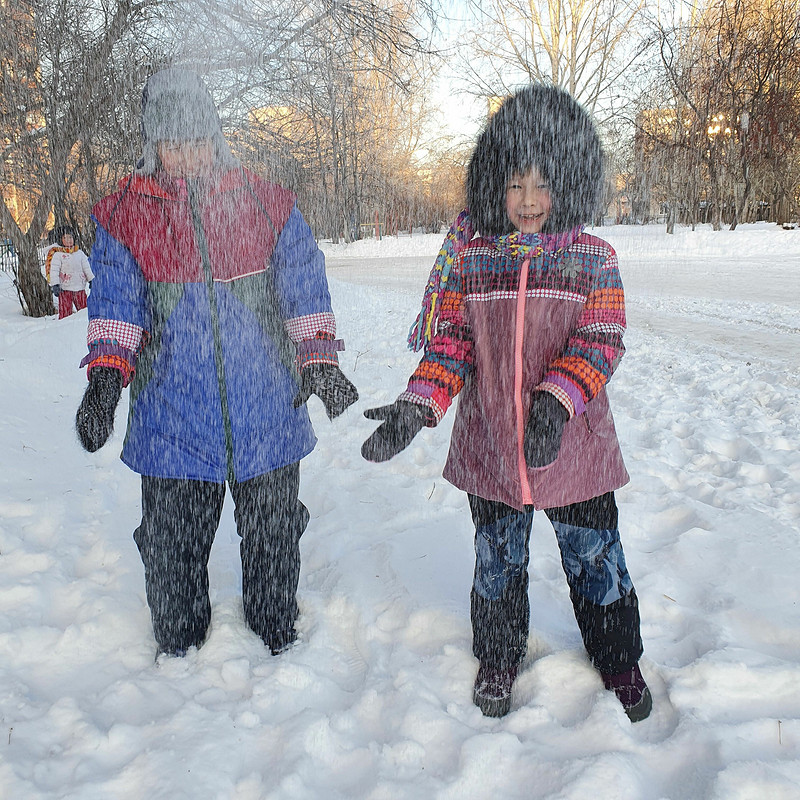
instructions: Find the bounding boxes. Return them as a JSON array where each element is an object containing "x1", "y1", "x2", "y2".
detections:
[
  {"x1": 292, "y1": 363, "x2": 358, "y2": 420},
  {"x1": 361, "y1": 400, "x2": 428, "y2": 462},
  {"x1": 76, "y1": 367, "x2": 123, "y2": 452},
  {"x1": 51, "y1": 284, "x2": 61, "y2": 297},
  {"x1": 524, "y1": 391, "x2": 569, "y2": 468}
]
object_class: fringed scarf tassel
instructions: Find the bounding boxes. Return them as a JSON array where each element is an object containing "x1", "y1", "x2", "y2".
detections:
[{"x1": 407, "y1": 209, "x2": 475, "y2": 351}]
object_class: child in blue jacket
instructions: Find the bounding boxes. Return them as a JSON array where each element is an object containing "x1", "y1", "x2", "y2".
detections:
[{"x1": 75, "y1": 68, "x2": 358, "y2": 658}]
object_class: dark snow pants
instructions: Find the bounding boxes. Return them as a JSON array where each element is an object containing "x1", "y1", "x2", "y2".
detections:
[
  {"x1": 134, "y1": 463, "x2": 309, "y2": 654},
  {"x1": 468, "y1": 491, "x2": 643, "y2": 675}
]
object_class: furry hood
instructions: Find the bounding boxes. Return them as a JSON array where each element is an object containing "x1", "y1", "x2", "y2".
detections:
[
  {"x1": 466, "y1": 84, "x2": 604, "y2": 235},
  {"x1": 137, "y1": 68, "x2": 237, "y2": 175}
]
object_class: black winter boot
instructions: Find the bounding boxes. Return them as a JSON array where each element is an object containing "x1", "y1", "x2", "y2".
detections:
[
  {"x1": 473, "y1": 663, "x2": 518, "y2": 717},
  {"x1": 602, "y1": 662, "x2": 652, "y2": 722}
]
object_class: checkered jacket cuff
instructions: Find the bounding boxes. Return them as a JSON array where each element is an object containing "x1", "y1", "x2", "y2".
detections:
[
  {"x1": 86, "y1": 318, "x2": 144, "y2": 351},
  {"x1": 285, "y1": 312, "x2": 336, "y2": 343},
  {"x1": 398, "y1": 387, "x2": 444, "y2": 426}
]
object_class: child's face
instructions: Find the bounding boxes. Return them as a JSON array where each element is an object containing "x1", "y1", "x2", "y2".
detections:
[
  {"x1": 158, "y1": 139, "x2": 214, "y2": 179},
  {"x1": 61, "y1": 232, "x2": 74, "y2": 248},
  {"x1": 505, "y1": 168, "x2": 551, "y2": 234}
]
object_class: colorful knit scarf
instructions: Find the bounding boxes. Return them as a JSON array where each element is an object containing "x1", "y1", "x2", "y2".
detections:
[{"x1": 407, "y1": 209, "x2": 583, "y2": 351}]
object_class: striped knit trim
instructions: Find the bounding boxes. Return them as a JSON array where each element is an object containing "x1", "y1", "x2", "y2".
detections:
[
  {"x1": 297, "y1": 351, "x2": 339, "y2": 369},
  {"x1": 296, "y1": 338, "x2": 344, "y2": 354},
  {"x1": 397, "y1": 390, "x2": 446, "y2": 425},
  {"x1": 85, "y1": 355, "x2": 134, "y2": 387},
  {"x1": 536, "y1": 381, "x2": 578, "y2": 418},
  {"x1": 79, "y1": 342, "x2": 135, "y2": 368},
  {"x1": 465, "y1": 288, "x2": 587, "y2": 304},
  {"x1": 295, "y1": 331, "x2": 341, "y2": 369},
  {"x1": 579, "y1": 321, "x2": 626, "y2": 337},
  {"x1": 570, "y1": 241, "x2": 612, "y2": 259}
]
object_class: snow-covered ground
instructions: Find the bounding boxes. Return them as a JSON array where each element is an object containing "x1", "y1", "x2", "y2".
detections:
[{"x1": 1, "y1": 223, "x2": 798, "y2": 799}]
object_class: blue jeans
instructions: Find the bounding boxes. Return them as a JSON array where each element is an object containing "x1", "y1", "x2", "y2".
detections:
[{"x1": 469, "y1": 492, "x2": 642, "y2": 673}]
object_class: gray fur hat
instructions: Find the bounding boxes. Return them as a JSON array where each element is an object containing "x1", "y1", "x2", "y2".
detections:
[
  {"x1": 466, "y1": 84, "x2": 604, "y2": 235},
  {"x1": 137, "y1": 68, "x2": 237, "y2": 174}
]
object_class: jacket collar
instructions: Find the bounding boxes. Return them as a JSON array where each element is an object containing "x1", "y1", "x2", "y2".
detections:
[
  {"x1": 120, "y1": 167, "x2": 249, "y2": 200},
  {"x1": 490, "y1": 225, "x2": 585, "y2": 257}
]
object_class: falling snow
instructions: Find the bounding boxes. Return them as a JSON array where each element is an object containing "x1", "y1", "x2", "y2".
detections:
[{"x1": 0, "y1": 222, "x2": 798, "y2": 799}]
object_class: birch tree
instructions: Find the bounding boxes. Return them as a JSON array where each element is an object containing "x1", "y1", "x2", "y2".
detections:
[{"x1": 462, "y1": 0, "x2": 648, "y2": 116}]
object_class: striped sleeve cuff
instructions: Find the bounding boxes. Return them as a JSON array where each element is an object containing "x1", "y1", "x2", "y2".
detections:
[
  {"x1": 536, "y1": 380, "x2": 580, "y2": 418},
  {"x1": 399, "y1": 384, "x2": 448, "y2": 426},
  {"x1": 296, "y1": 331, "x2": 343, "y2": 369},
  {"x1": 81, "y1": 354, "x2": 134, "y2": 386}
]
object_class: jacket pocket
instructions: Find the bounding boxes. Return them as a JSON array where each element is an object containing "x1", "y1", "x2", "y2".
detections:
[{"x1": 583, "y1": 396, "x2": 612, "y2": 438}]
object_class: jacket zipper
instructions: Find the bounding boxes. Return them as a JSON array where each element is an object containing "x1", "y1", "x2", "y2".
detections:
[
  {"x1": 187, "y1": 180, "x2": 236, "y2": 483},
  {"x1": 514, "y1": 257, "x2": 533, "y2": 505}
]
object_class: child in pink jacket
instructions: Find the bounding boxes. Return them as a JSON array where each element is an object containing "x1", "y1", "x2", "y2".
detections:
[{"x1": 362, "y1": 85, "x2": 651, "y2": 722}]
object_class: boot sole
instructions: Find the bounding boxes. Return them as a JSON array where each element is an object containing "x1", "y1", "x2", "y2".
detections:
[
  {"x1": 625, "y1": 687, "x2": 653, "y2": 722},
  {"x1": 473, "y1": 687, "x2": 512, "y2": 718}
]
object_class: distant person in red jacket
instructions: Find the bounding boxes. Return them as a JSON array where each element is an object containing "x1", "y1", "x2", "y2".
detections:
[
  {"x1": 47, "y1": 226, "x2": 93, "y2": 319},
  {"x1": 362, "y1": 85, "x2": 651, "y2": 722}
]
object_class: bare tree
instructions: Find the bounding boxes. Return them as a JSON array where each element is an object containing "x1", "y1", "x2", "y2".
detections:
[
  {"x1": 460, "y1": 0, "x2": 648, "y2": 117},
  {"x1": 639, "y1": 0, "x2": 800, "y2": 231},
  {"x1": 166, "y1": 0, "x2": 439, "y2": 241},
  {"x1": 0, "y1": 0, "x2": 166, "y2": 316}
]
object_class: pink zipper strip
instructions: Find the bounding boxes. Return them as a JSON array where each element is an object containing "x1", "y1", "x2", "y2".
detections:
[{"x1": 514, "y1": 257, "x2": 533, "y2": 505}]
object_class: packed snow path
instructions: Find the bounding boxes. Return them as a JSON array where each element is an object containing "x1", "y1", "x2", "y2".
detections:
[{"x1": 0, "y1": 224, "x2": 798, "y2": 799}]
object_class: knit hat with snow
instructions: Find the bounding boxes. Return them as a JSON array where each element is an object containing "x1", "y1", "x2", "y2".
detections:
[
  {"x1": 138, "y1": 68, "x2": 237, "y2": 174},
  {"x1": 466, "y1": 84, "x2": 605, "y2": 235}
]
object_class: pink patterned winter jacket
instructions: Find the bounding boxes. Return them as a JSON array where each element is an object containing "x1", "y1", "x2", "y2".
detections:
[{"x1": 401, "y1": 229, "x2": 630, "y2": 511}]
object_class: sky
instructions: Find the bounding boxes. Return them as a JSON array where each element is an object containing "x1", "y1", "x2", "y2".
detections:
[
  {"x1": 419, "y1": 0, "x2": 487, "y2": 150},
  {"x1": 0, "y1": 222, "x2": 799, "y2": 799}
]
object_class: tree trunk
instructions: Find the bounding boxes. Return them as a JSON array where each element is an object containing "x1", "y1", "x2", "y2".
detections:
[
  {"x1": 17, "y1": 242, "x2": 55, "y2": 317},
  {"x1": 666, "y1": 203, "x2": 676, "y2": 234}
]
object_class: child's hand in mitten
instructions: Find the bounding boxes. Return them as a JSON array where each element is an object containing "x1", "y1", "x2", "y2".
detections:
[
  {"x1": 75, "y1": 367, "x2": 123, "y2": 452},
  {"x1": 292, "y1": 363, "x2": 358, "y2": 420},
  {"x1": 361, "y1": 400, "x2": 428, "y2": 462},
  {"x1": 524, "y1": 391, "x2": 569, "y2": 468}
]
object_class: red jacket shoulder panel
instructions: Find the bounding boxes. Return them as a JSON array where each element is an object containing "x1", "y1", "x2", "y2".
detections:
[
  {"x1": 92, "y1": 169, "x2": 296, "y2": 283},
  {"x1": 237, "y1": 169, "x2": 296, "y2": 233}
]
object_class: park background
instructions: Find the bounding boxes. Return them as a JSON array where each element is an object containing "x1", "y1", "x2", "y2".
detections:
[{"x1": 2, "y1": 0, "x2": 799, "y2": 317}]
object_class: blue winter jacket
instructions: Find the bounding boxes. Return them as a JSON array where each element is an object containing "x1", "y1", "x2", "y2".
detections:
[{"x1": 86, "y1": 168, "x2": 337, "y2": 483}]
